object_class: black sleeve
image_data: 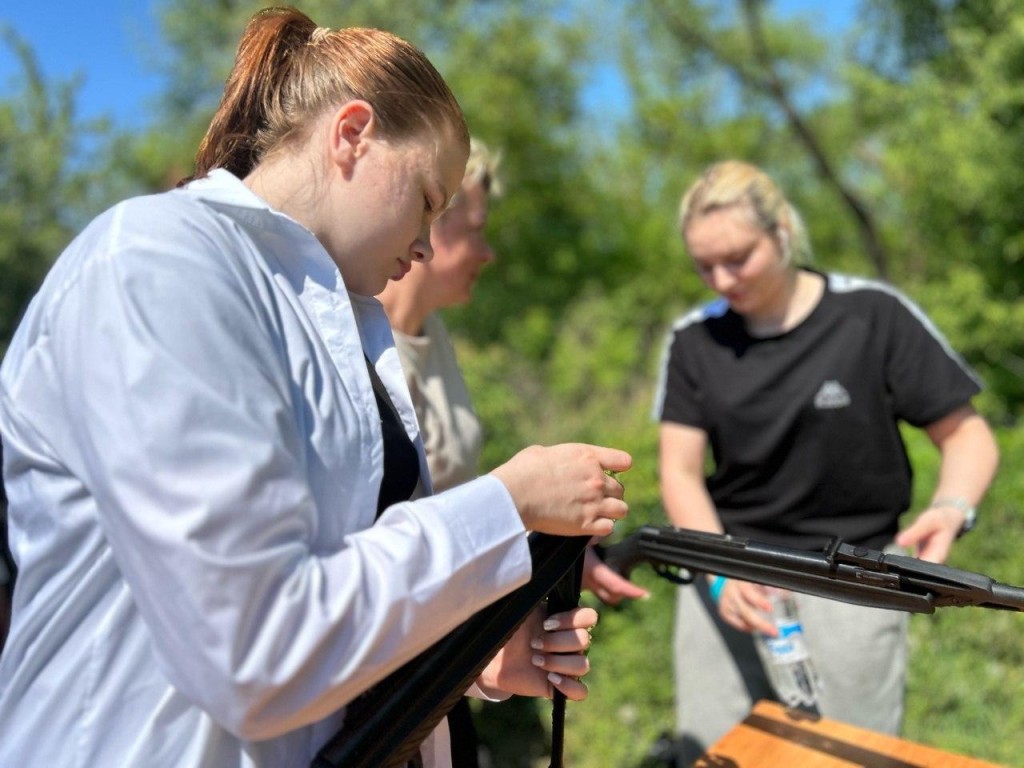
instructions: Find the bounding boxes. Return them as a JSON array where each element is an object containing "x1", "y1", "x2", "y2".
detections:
[
  {"x1": 658, "y1": 328, "x2": 708, "y2": 429},
  {"x1": 883, "y1": 291, "x2": 982, "y2": 427}
]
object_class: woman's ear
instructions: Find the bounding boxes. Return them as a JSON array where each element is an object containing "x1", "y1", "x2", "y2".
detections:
[
  {"x1": 328, "y1": 100, "x2": 375, "y2": 174},
  {"x1": 775, "y1": 210, "x2": 794, "y2": 263}
]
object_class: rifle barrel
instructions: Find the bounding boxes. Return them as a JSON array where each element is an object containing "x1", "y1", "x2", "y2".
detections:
[
  {"x1": 606, "y1": 526, "x2": 1024, "y2": 616},
  {"x1": 988, "y1": 582, "x2": 1024, "y2": 611}
]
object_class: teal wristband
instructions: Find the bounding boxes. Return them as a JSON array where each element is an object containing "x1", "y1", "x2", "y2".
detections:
[{"x1": 709, "y1": 575, "x2": 727, "y2": 604}]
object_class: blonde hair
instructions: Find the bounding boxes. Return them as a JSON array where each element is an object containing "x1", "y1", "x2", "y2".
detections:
[
  {"x1": 678, "y1": 160, "x2": 812, "y2": 264},
  {"x1": 462, "y1": 137, "x2": 503, "y2": 198},
  {"x1": 187, "y1": 6, "x2": 468, "y2": 182}
]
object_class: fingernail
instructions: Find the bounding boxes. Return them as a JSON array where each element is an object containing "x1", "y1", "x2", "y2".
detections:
[
  {"x1": 530, "y1": 638, "x2": 544, "y2": 650},
  {"x1": 532, "y1": 654, "x2": 545, "y2": 667},
  {"x1": 547, "y1": 672, "x2": 563, "y2": 685},
  {"x1": 543, "y1": 619, "x2": 559, "y2": 631}
]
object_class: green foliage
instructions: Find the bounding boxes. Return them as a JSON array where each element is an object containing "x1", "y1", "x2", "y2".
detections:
[
  {"x1": 0, "y1": 27, "x2": 108, "y2": 354},
  {"x1": 843, "y1": 0, "x2": 1024, "y2": 414},
  {"x1": 912, "y1": 267, "x2": 1024, "y2": 422},
  {"x1": 897, "y1": 425, "x2": 1024, "y2": 766},
  {"x1": 566, "y1": 570, "x2": 677, "y2": 767}
]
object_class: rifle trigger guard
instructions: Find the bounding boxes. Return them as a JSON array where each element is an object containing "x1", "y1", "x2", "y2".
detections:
[{"x1": 654, "y1": 563, "x2": 694, "y2": 585}]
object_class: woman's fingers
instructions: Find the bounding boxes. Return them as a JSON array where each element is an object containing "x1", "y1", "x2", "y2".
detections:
[
  {"x1": 547, "y1": 672, "x2": 590, "y2": 702},
  {"x1": 534, "y1": 626, "x2": 592, "y2": 654},
  {"x1": 717, "y1": 580, "x2": 775, "y2": 634},
  {"x1": 474, "y1": 602, "x2": 600, "y2": 701},
  {"x1": 595, "y1": 446, "x2": 633, "y2": 476},
  {"x1": 530, "y1": 605, "x2": 596, "y2": 701},
  {"x1": 544, "y1": 606, "x2": 598, "y2": 630},
  {"x1": 534, "y1": 652, "x2": 592, "y2": 702},
  {"x1": 532, "y1": 648, "x2": 591, "y2": 677},
  {"x1": 491, "y1": 443, "x2": 633, "y2": 537}
]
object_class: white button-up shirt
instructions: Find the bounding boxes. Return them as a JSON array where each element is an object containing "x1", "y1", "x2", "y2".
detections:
[{"x1": 0, "y1": 170, "x2": 531, "y2": 767}]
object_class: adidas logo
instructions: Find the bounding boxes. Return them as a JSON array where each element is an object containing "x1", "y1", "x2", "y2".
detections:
[{"x1": 814, "y1": 380, "x2": 851, "y2": 409}]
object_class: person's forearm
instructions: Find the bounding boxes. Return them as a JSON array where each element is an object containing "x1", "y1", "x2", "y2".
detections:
[
  {"x1": 661, "y1": 473, "x2": 721, "y2": 533},
  {"x1": 931, "y1": 414, "x2": 999, "y2": 509}
]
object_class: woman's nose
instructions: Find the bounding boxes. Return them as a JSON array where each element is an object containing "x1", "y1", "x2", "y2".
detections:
[
  {"x1": 709, "y1": 264, "x2": 736, "y2": 291},
  {"x1": 411, "y1": 237, "x2": 434, "y2": 263},
  {"x1": 412, "y1": 225, "x2": 434, "y2": 263}
]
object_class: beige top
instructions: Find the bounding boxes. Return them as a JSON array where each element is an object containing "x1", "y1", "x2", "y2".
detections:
[{"x1": 392, "y1": 313, "x2": 483, "y2": 493}]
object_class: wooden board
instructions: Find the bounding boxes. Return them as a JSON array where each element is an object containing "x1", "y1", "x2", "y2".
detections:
[{"x1": 693, "y1": 700, "x2": 1005, "y2": 768}]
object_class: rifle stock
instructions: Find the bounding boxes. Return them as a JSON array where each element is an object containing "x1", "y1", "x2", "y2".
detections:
[
  {"x1": 600, "y1": 525, "x2": 1024, "y2": 614},
  {"x1": 312, "y1": 532, "x2": 591, "y2": 768}
]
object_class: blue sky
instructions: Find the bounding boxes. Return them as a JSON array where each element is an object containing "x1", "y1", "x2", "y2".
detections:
[
  {"x1": 1, "y1": 1, "x2": 165, "y2": 128},
  {"x1": 0, "y1": 1, "x2": 855, "y2": 130}
]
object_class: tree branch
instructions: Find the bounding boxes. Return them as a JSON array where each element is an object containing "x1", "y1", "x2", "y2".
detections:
[
  {"x1": 655, "y1": 0, "x2": 890, "y2": 278},
  {"x1": 740, "y1": 0, "x2": 889, "y2": 279}
]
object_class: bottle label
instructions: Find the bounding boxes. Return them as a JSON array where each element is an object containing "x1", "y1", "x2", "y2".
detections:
[{"x1": 764, "y1": 621, "x2": 809, "y2": 662}]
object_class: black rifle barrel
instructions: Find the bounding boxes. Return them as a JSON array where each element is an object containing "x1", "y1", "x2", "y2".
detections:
[{"x1": 601, "y1": 525, "x2": 1024, "y2": 615}]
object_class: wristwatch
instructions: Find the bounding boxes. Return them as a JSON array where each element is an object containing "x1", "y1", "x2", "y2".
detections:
[{"x1": 932, "y1": 496, "x2": 977, "y2": 538}]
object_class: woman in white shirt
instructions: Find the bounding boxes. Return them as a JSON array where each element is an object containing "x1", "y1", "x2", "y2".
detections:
[{"x1": 0, "y1": 8, "x2": 630, "y2": 768}]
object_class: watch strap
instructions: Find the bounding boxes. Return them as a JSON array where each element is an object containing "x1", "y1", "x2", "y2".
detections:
[{"x1": 930, "y1": 496, "x2": 977, "y2": 537}]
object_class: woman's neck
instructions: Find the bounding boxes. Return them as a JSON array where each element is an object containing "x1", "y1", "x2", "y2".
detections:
[
  {"x1": 242, "y1": 146, "x2": 329, "y2": 238},
  {"x1": 378, "y1": 281, "x2": 432, "y2": 336},
  {"x1": 745, "y1": 269, "x2": 825, "y2": 337}
]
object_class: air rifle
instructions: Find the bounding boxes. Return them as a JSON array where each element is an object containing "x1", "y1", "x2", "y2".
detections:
[
  {"x1": 599, "y1": 525, "x2": 1024, "y2": 614},
  {"x1": 311, "y1": 532, "x2": 590, "y2": 768}
]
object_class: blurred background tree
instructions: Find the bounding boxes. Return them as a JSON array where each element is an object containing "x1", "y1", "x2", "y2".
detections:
[
  {"x1": 0, "y1": 27, "x2": 105, "y2": 357},
  {"x1": 2, "y1": 1, "x2": 1022, "y2": 764}
]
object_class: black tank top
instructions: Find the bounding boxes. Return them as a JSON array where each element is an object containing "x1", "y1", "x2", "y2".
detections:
[
  {"x1": 363, "y1": 356, "x2": 420, "y2": 516},
  {"x1": 363, "y1": 356, "x2": 425, "y2": 767}
]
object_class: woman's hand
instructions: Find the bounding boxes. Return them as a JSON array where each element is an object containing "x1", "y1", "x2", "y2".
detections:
[
  {"x1": 714, "y1": 578, "x2": 776, "y2": 636},
  {"x1": 581, "y1": 545, "x2": 649, "y2": 605},
  {"x1": 895, "y1": 505, "x2": 961, "y2": 563},
  {"x1": 490, "y1": 443, "x2": 631, "y2": 537},
  {"x1": 475, "y1": 605, "x2": 597, "y2": 702}
]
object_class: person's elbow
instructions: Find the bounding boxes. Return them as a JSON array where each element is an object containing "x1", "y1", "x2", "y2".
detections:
[{"x1": 203, "y1": 680, "x2": 342, "y2": 741}]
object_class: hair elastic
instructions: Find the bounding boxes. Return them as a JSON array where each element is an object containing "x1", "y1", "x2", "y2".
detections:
[{"x1": 309, "y1": 27, "x2": 332, "y2": 45}]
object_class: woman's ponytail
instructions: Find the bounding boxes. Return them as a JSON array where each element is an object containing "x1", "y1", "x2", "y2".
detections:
[{"x1": 187, "y1": 7, "x2": 315, "y2": 182}]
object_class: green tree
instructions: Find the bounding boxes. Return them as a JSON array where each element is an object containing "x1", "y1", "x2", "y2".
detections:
[
  {"x1": 0, "y1": 28, "x2": 108, "y2": 354},
  {"x1": 848, "y1": 0, "x2": 1024, "y2": 417}
]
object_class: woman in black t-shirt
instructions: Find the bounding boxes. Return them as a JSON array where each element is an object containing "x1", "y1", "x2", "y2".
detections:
[{"x1": 654, "y1": 160, "x2": 999, "y2": 760}]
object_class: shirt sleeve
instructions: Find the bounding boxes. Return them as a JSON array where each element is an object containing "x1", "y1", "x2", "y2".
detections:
[
  {"x1": 17, "y1": 200, "x2": 531, "y2": 740},
  {"x1": 656, "y1": 328, "x2": 707, "y2": 429},
  {"x1": 881, "y1": 290, "x2": 983, "y2": 427}
]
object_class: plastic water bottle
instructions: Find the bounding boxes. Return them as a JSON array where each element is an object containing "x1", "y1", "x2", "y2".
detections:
[{"x1": 754, "y1": 589, "x2": 823, "y2": 707}]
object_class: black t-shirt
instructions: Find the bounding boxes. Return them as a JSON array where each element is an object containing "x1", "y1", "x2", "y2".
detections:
[{"x1": 655, "y1": 271, "x2": 982, "y2": 550}]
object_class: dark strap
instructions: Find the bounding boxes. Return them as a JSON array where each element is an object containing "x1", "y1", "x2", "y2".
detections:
[
  {"x1": 364, "y1": 355, "x2": 420, "y2": 517},
  {"x1": 546, "y1": 551, "x2": 585, "y2": 768},
  {"x1": 311, "y1": 534, "x2": 592, "y2": 768},
  {"x1": 363, "y1": 356, "x2": 423, "y2": 767}
]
